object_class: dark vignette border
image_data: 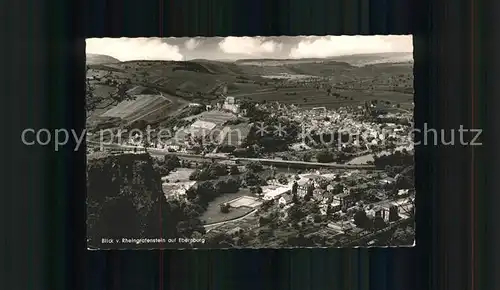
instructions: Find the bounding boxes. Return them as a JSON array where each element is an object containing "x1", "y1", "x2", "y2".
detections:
[{"x1": 0, "y1": 0, "x2": 491, "y2": 289}]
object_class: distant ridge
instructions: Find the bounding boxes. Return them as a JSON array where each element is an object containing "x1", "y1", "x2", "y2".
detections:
[
  {"x1": 86, "y1": 54, "x2": 121, "y2": 65},
  {"x1": 329, "y1": 52, "x2": 413, "y2": 66}
]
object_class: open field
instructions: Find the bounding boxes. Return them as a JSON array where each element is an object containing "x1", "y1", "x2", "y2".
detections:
[{"x1": 233, "y1": 87, "x2": 412, "y2": 109}]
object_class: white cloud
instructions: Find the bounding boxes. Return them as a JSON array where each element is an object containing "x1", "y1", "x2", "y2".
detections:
[
  {"x1": 85, "y1": 37, "x2": 183, "y2": 61},
  {"x1": 289, "y1": 35, "x2": 413, "y2": 59},
  {"x1": 218, "y1": 36, "x2": 283, "y2": 56},
  {"x1": 184, "y1": 38, "x2": 201, "y2": 51}
]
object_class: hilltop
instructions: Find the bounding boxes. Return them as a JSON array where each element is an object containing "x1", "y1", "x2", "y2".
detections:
[
  {"x1": 86, "y1": 53, "x2": 413, "y2": 97},
  {"x1": 327, "y1": 52, "x2": 413, "y2": 66}
]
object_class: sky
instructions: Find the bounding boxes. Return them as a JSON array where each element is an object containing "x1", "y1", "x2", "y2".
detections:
[{"x1": 86, "y1": 35, "x2": 413, "y2": 62}]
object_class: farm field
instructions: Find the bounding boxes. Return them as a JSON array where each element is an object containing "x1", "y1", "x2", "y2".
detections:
[{"x1": 232, "y1": 88, "x2": 413, "y2": 109}]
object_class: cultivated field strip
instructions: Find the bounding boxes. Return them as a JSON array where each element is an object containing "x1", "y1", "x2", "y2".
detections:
[
  {"x1": 117, "y1": 98, "x2": 154, "y2": 116},
  {"x1": 103, "y1": 96, "x2": 156, "y2": 117},
  {"x1": 100, "y1": 95, "x2": 168, "y2": 120},
  {"x1": 101, "y1": 100, "x2": 136, "y2": 118}
]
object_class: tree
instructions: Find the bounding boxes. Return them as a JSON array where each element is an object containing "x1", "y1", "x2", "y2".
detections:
[
  {"x1": 225, "y1": 177, "x2": 241, "y2": 193},
  {"x1": 373, "y1": 216, "x2": 387, "y2": 230},
  {"x1": 213, "y1": 180, "x2": 226, "y2": 194},
  {"x1": 245, "y1": 161, "x2": 263, "y2": 173},
  {"x1": 391, "y1": 226, "x2": 415, "y2": 245},
  {"x1": 353, "y1": 209, "x2": 372, "y2": 229},
  {"x1": 261, "y1": 199, "x2": 274, "y2": 211},
  {"x1": 317, "y1": 178, "x2": 329, "y2": 190},
  {"x1": 152, "y1": 159, "x2": 170, "y2": 176},
  {"x1": 259, "y1": 216, "x2": 270, "y2": 226},
  {"x1": 326, "y1": 204, "x2": 336, "y2": 216},
  {"x1": 141, "y1": 196, "x2": 206, "y2": 244},
  {"x1": 229, "y1": 165, "x2": 240, "y2": 175},
  {"x1": 164, "y1": 155, "x2": 181, "y2": 171},
  {"x1": 191, "y1": 145, "x2": 202, "y2": 154},
  {"x1": 186, "y1": 187, "x2": 198, "y2": 201},
  {"x1": 189, "y1": 169, "x2": 211, "y2": 181},
  {"x1": 396, "y1": 175, "x2": 413, "y2": 189},
  {"x1": 242, "y1": 171, "x2": 264, "y2": 187},
  {"x1": 316, "y1": 150, "x2": 334, "y2": 163},
  {"x1": 288, "y1": 205, "x2": 307, "y2": 221},
  {"x1": 304, "y1": 183, "x2": 314, "y2": 200},
  {"x1": 196, "y1": 181, "x2": 216, "y2": 203},
  {"x1": 208, "y1": 163, "x2": 227, "y2": 177},
  {"x1": 89, "y1": 196, "x2": 143, "y2": 241},
  {"x1": 302, "y1": 152, "x2": 313, "y2": 162},
  {"x1": 220, "y1": 203, "x2": 230, "y2": 213},
  {"x1": 258, "y1": 228, "x2": 273, "y2": 241},
  {"x1": 85, "y1": 79, "x2": 98, "y2": 113},
  {"x1": 277, "y1": 174, "x2": 288, "y2": 185},
  {"x1": 308, "y1": 203, "x2": 320, "y2": 214},
  {"x1": 388, "y1": 205, "x2": 401, "y2": 222}
]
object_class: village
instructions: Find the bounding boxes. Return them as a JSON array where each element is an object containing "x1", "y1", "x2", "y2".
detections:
[{"x1": 136, "y1": 94, "x2": 417, "y2": 248}]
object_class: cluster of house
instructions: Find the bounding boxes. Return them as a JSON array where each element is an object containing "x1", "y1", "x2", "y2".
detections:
[
  {"x1": 255, "y1": 103, "x2": 413, "y2": 152},
  {"x1": 258, "y1": 172, "x2": 414, "y2": 232},
  {"x1": 278, "y1": 179, "x2": 355, "y2": 210},
  {"x1": 260, "y1": 174, "x2": 356, "y2": 215}
]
